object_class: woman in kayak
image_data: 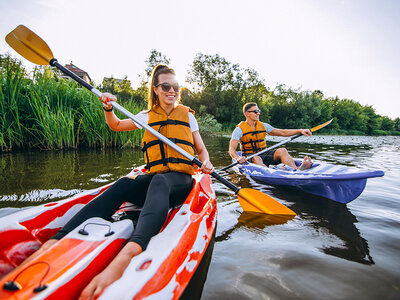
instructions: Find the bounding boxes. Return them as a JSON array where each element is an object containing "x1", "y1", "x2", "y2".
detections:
[
  {"x1": 23, "y1": 65, "x2": 214, "y2": 299},
  {"x1": 229, "y1": 102, "x2": 312, "y2": 170}
]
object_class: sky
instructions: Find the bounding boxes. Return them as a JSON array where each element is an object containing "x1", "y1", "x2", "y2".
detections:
[{"x1": 1, "y1": 0, "x2": 399, "y2": 119}]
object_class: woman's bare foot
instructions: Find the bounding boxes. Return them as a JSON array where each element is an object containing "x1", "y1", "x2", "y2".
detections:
[
  {"x1": 79, "y1": 242, "x2": 142, "y2": 300},
  {"x1": 298, "y1": 156, "x2": 312, "y2": 170},
  {"x1": 79, "y1": 267, "x2": 124, "y2": 300}
]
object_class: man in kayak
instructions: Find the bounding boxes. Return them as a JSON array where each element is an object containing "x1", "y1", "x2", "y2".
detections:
[
  {"x1": 229, "y1": 102, "x2": 313, "y2": 170},
  {"x1": 21, "y1": 65, "x2": 214, "y2": 299}
]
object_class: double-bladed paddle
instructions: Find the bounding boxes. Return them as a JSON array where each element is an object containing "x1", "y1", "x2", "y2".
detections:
[
  {"x1": 5, "y1": 25, "x2": 296, "y2": 216},
  {"x1": 221, "y1": 119, "x2": 333, "y2": 171}
]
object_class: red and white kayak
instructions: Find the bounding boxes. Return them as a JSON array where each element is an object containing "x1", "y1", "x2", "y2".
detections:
[{"x1": 0, "y1": 167, "x2": 217, "y2": 299}]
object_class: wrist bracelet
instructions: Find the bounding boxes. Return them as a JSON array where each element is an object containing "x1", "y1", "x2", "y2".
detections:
[{"x1": 103, "y1": 106, "x2": 113, "y2": 112}]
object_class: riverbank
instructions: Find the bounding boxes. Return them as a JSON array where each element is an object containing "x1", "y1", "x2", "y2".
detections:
[
  {"x1": 2, "y1": 54, "x2": 399, "y2": 152},
  {"x1": 214, "y1": 127, "x2": 400, "y2": 136}
]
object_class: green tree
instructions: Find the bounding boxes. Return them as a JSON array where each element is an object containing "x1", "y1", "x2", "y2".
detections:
[
  {"x1": 316, "y1": 98, "x2": 334, "y2": 126},
  {"x1": 264, "y1": 84, "x2": 323, "y2": 129},
  {"x1": 100, "y1": 75, "x2": 135, "y2": 103},
  {"x1": 363, "y1": 105, "x2": 382, "y2": 134},
  {"x1": 115, "y1": 76, "x2": 134, "y2": 102},
  {"x1": 186, "y1": 53, "x2": 265, "y2": 124},
  {"x1": 241, "y1": 84, "x2": 270, "y2": 122},
  {"x1": 394, "y1": 118, "x2": 400, "y2": 131},
  {"x1": 142, "y1": 49, "x2": 171, "y2": 83},
  {"x1": 380, "y1": 116, "x2": 395, "y2": 131},
  {"x1": 289, "y1": 90, "x2": 322, "y2": 128},
  {"x1": 196, "y1": 105, "x2": 222, "y2": 133},
  {"x1": 333, "y1": 99, "x2": 367, "y2": 133},
  {"x1": 131, "y1": 83, "x2": 148, "y2": 108},
  {"x1": 187, "y1": 53, "x2": 232, "y2": 92},
  {"x1": 265, "y1": 85, "x2": 293, "y2": 128},
  {"x1": 101, "y1": 77, "x2": 118, "y2": 95}
]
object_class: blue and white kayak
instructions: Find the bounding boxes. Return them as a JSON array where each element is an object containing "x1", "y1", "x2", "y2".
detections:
[{"x1": 235, "y1": 160, "x2": 384, "y2": 204}]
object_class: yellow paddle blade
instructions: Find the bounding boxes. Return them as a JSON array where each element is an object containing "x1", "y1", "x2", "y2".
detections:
[
  {"x1": 311, "y1": 118, "x2": 333, "y2": 132},
  {"x1": 237, "y1": 188, "x2": 296, "y2": 216},
  {"x1": 5, "y1": 25, "x2": 53, "y2": 65}
]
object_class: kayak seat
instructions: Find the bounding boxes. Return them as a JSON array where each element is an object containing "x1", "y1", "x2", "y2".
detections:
[
  {"x1": 111, "y1": 178, "x2": 195, "y2": 226},
  {"x1": 112, "y1": 202, "x2": 142, "y2": 223},
  {"x1": 0, "y1": 227, "x2": 42, "y2": 277}
]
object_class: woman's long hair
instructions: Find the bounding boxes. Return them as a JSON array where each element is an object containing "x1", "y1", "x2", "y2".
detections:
[{"x1": 147, "y1": 65, "x2": 178, "y2": 111}]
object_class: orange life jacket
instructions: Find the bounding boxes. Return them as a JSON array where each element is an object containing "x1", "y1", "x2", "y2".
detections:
[
  {"x1": 142, "y1": 104, "x2": 195, "y2": 175},
  {"x1": 237, "y1": 121, "x2": 267, "y2": 155}
]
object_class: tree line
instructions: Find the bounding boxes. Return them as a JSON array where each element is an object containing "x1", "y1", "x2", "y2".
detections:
[
  {"x1": 101, "y1": 50, "x2": 400, "y2": 136},
  {"x1": 1, "y1": 50, "x2": 399, "y2": 151}
]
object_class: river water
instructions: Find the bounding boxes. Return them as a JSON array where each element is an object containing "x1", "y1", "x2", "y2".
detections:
[{"x1": 1, "y1": 135, "x2": 399, "y2": 299}]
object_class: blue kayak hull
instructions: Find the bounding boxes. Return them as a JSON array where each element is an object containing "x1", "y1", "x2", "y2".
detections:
[{"x1": 236, "y1": 161, "x2": 384, "y2": 204}]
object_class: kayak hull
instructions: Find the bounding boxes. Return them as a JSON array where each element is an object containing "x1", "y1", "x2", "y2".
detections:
[
  {"x1": 236, "y1": 160, "x2": 384, "y2": 204},
  {"x1": 0, "y1": 217, "x2": 133, "y2": 299},
  {"x1": 0, "y1": 167, "x2": 217, "y2": 299}
]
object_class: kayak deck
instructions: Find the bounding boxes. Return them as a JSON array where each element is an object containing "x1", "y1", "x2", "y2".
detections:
[{"x1": 0, "y1": 218, "x2": 133, "y2": 299}]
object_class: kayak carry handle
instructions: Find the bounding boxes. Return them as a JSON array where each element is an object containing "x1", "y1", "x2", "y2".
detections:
[{"x1": 78, "y1": 222, "x2": 115, "y2": 237}]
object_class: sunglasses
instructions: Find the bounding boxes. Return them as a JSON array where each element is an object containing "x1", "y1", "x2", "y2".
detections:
[
  {"x1": 247, "y1": 109, "x2": 261, "y2": 114},
  {"x1": 155, "y1": 82, "x2": 180, "y2": 92}
]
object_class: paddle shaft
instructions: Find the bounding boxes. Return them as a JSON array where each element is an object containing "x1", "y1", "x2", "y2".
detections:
[
  {"x1": 50, "y1": 59, "x2": 240, "y2": 194},
  {"x1": 6, "y1": 24, "x2": 296, "y2": 215},
  {"x1": 221, "y1": 132, "x2": 303, "y2": 171}
]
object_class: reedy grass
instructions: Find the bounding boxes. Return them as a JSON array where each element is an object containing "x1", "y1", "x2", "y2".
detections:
[
  {"x1": 79, "y1": 96, "x2": 144, "y2": 148},
  {"x1": 0, "y1": 56, "x2": 28, "y2": 150},
  {"x1": 0, "y1": 54, "x2": 144, "y2": 151}
]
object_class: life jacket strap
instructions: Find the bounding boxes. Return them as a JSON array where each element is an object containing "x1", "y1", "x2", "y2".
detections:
[
  {"x1": 145, "y1": 157, "x2": 193, "y2": 170},
  {"x1": 142, "y1": 138, "x2": 194, "y2": 152},
  {"x1": 242, "y1": 130, "x2": 266, "y2": 137},
  {"x1": 148, "y1": 119, "x2": 191, "y2": 128}
]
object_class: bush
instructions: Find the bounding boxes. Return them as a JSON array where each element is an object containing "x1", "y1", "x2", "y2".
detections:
[
  {"x1": 197, "y1": 113, "x2": 222, "y2": 133},
  {"x1": 371, "y1": 130, "x2": 389, "y2": 136},
  {"x1": 221, "y1": 122, "x2": 236, "y2": 133},
  {"x1": 195, "y1": 105, "x2": 223, "y2": 133},
  {"x1": 346, "y1": 130, "x2": 365, "y2": 135}
]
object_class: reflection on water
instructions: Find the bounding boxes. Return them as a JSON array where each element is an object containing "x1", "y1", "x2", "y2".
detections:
[
  {"x1": 233, "y1": 167, "x2": 375, "y2": 266},
  {"x1": 0, "y1": 149, "x2": 144, "y2": 207},
  {"x1": 204, "y1": 135, "x2": 400, "y2": 299},
  {"x1": 182, "y1": 230, "x2": 215, "y2": 299},
  {"x1": 1, "y1": 135, "x2": 400, "y2": 299},
  {"x1": 269, "y1": 187, "x2": 374, "y2": 265},
  {"x1": 216, "y1": 211, "x2": 294, "y2": 242}
]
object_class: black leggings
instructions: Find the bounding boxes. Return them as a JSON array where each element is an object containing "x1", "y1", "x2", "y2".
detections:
[{"x1": 52, "y1": 172, "x2": 193, "y2": 251}]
